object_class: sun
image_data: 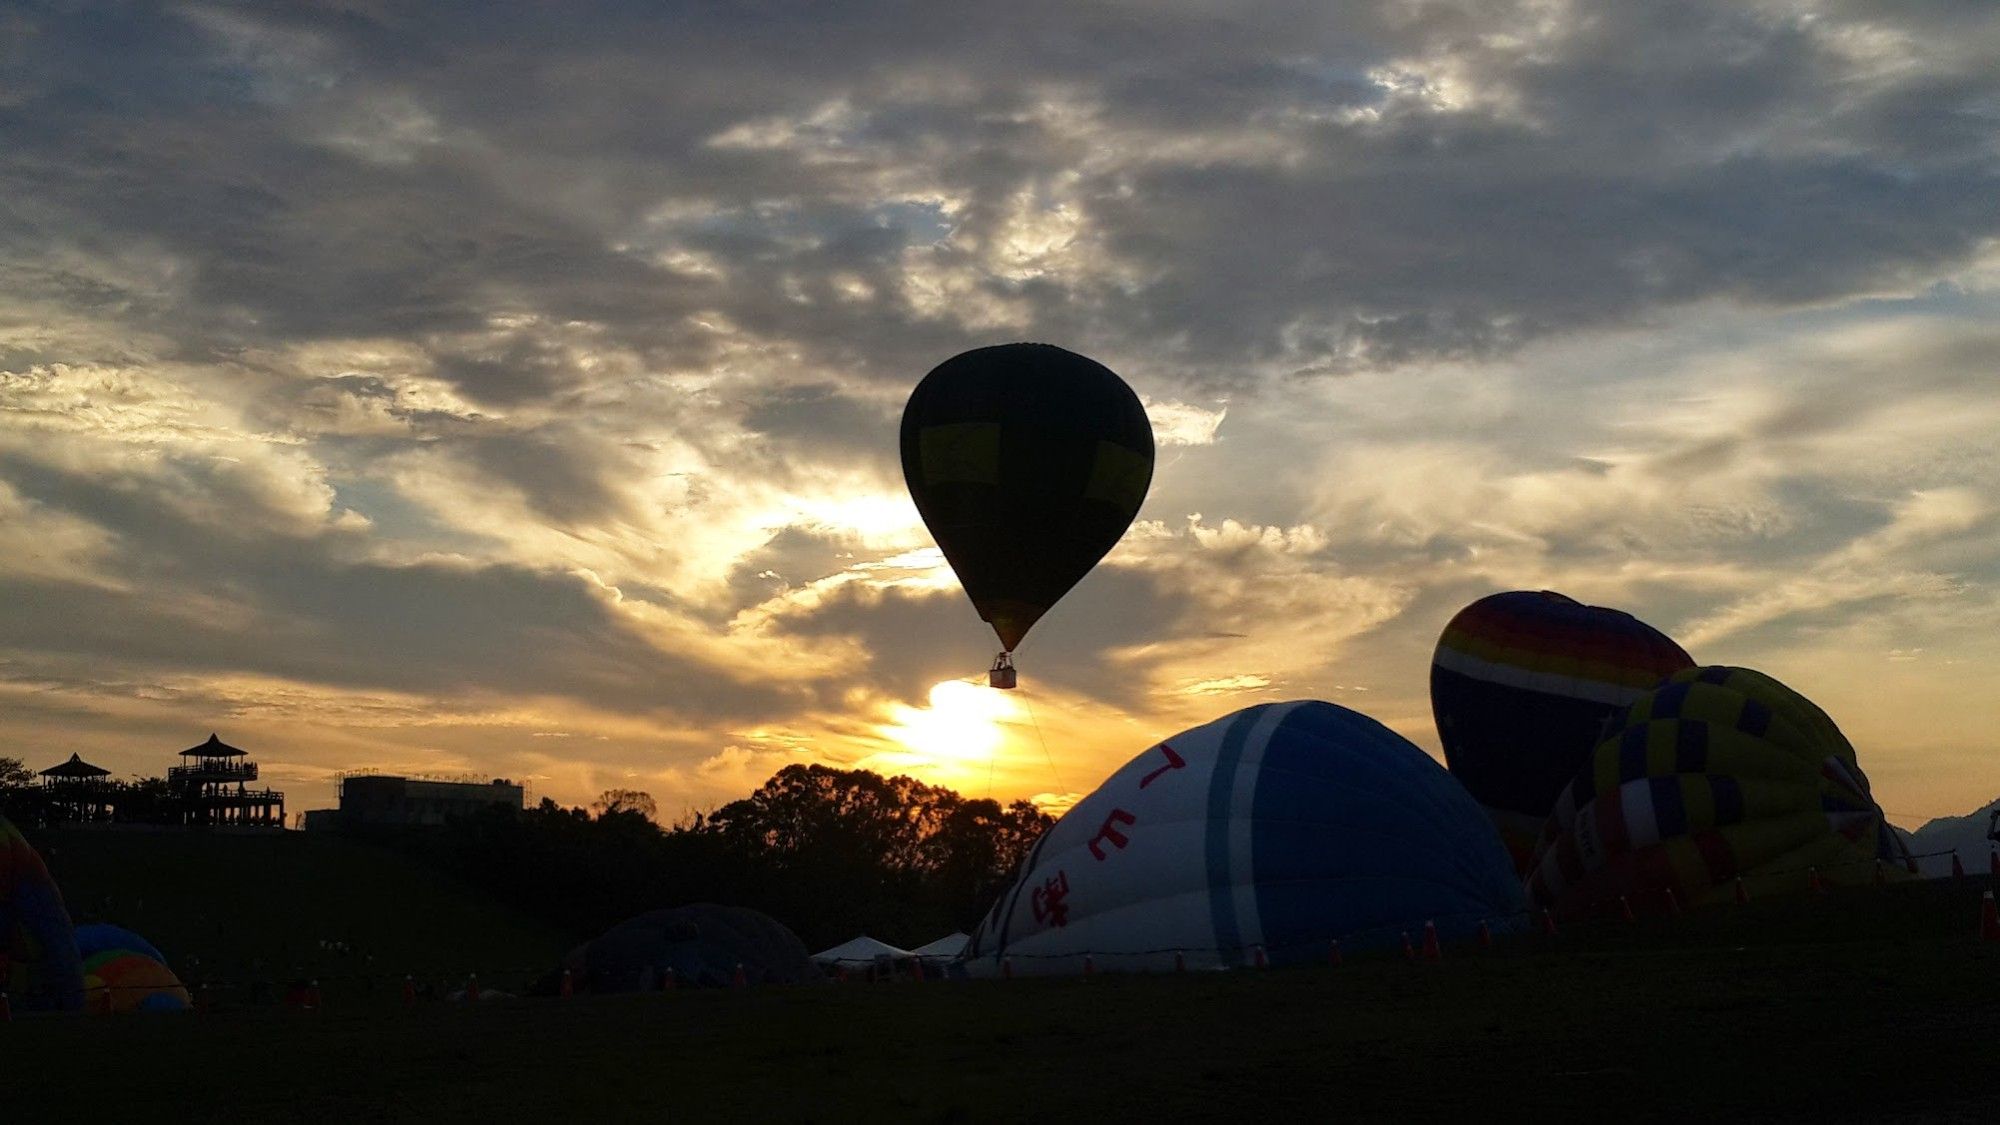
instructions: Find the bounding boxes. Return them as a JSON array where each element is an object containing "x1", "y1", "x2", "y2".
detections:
[{"x1": 879, "y1": 679, "x2": 1024, "y2": 769}]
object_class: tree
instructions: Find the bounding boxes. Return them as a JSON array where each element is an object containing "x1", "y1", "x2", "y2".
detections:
[
  {"x1": 592, "y1": 789, "x2": 658, "y2": 821},
  {"x1": 0, "y1": 756, "x2": 33, "y2": 790}
]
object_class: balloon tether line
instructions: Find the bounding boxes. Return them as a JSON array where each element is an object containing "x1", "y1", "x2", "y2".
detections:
[{"x1": 1016, "y1": 687, "x2": 1069, "y2": 799}]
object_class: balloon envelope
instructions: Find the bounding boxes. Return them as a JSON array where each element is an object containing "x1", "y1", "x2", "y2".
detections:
[
  {"x1": 1526, "y1": 665, "x2": 1916, "y2": 917},
  {"x1": 900, "y1": 343, "x2": 1154, "y2": 652},
  {"x1": 565, "y1": 904, "x2": 819, "y2": 991},
  {"x1": 962, "y1": 700, "x2": 1524, "y2": 976},
  {"x1": 0, "y1": 814, "x2": 83, "y2": 1012},
  {"x1": 74, "y1": 923, "x2": 190, "y2": 1014},
  {"x1": 1431, "y1": 590, "x2": 1694, "y2": 868}
]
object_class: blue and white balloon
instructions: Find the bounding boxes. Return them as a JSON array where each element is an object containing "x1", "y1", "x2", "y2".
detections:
[{"x1": 962, "y1": 700, "x2": 1524, "y2": 975}]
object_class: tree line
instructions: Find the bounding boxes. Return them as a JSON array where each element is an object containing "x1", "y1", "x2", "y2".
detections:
[
  {"x1": 1, "y1": 754, "x2": 1053, "y2": 950},
  {"x1": 368, "y1": 763, "x2": 1052, "y2": 951}
]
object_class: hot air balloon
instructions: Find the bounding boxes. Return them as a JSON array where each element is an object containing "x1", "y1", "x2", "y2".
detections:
[
  {"x1": 74, "y1": 924, "x2": 191, "y2": 1014},
  {"x1": 1431, "y1": 590, "x2": 1694, "y2": 870},
  {"x1": 960, "y1": 701, "x2": 1524, "y2": 975},
  {"x1": 563, "y1": 904, "x2": 819, "y2": 992},
  {"x1": 1, "y1": 813, "x2": 84, "y2": 1012},
  {"x1": 900, "y1": 343, "x2": 1154, "y2": 688},
  {"x1": 1525, "y1": 666, "x2": 1916, "y2": 918}
]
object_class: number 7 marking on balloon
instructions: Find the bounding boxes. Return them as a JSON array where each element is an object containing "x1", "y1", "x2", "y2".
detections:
[{"x1": 1137, "y1": 743, "x2": 1186, "y2": 789}]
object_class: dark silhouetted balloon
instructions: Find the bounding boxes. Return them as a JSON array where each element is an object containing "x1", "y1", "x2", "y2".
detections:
[
  {"x1": 1431, "y1": 590, "x2": 1694, "y2": 870},
  {"x1": 901, "y1": 343, "x2": 1153, "y2": 654}
]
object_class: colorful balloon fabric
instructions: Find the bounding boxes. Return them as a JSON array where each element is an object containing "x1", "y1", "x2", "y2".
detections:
[
  {"x1": 1525, "y1": 666, "x2": 1916, "y2": 918},
  {"x1": 75, "y1": 923, "x2": 190, "y2": 1014},
  {"x1": 1431, "y1": 590, "x2": 1695, "y2": 869},
  {"x1": 900, "y1": 343, "x2": 1154, "y2": 654},
  {"x1": 1, "y1": 814, "x2": 84, "y2": 1012},
  {"x1": 961, "y1": 701, "x2": 1525, "y2": 976}
]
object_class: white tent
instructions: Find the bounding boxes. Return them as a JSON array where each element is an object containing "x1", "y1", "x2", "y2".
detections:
[
  {"x1": 909, "y1": 932, "x2": 969, "y2": 961},
  {"x1": 811, "y1": 935, "x2": 913, "y2": 966}
]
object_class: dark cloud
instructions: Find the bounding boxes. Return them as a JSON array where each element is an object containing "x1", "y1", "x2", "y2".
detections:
[
  {"x1": 5, "y1": 1, "x2": 1990, "y2": 391},
  {"x1": 2, "y1": 0, "x2": 1996, "y2": 803},
  {"x1": 0, "y1": 452, "x2": 788, "y2": 721}
]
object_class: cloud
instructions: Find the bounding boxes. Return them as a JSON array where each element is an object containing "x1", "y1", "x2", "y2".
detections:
[{"x1": 2, "y1": 0, "x2": 1997, "y2": 817}]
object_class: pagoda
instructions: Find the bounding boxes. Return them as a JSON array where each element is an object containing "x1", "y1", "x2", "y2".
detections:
[
  {"x1": 168, "y1": 733, "x2": 286, "y2": 827},
  {"x1": 39, "y1": 752, "x2": 115, "y2": 823}
]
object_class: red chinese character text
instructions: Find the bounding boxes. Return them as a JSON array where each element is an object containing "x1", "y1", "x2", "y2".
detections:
[
  {"x1": 1088, "y1": 808, "x2": 1137, "y2": 861},
  {"x1": 1138, "y1": 742, "x2": 1187, "y2": 789},
  {"x1": 1030, "y1": 871, "x2": 1071, "y2": 928}
]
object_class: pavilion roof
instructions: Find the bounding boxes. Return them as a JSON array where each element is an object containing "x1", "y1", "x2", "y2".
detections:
[
  {"x1": 40, "y1": 752, "x2": 110, "y2": 778},
  {"x1": 179, "y1": 733, "x2": 248, "y2": 758}
]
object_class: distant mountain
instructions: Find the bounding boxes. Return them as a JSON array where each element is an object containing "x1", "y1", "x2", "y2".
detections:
[{"x1": 1906, "y1": 799, "x2": 2000, "y2": 877}]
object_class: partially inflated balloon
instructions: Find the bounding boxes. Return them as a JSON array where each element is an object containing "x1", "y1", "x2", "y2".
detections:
[
  {"x1": 1431, "y1": 590, "x2": 1694, "y2": 869},
  {"x1": 961, "y1": 701, "x2": 1524, "y2": 976},
  {"x1": 75, "y1": 923, "x2": 190, "y2": 1014},
  {"x1": 1526, "y1": 666, "x2": 1915, "y2": 917},
  {"x1": 1, "y1": 814, "x2": 84, "y2": 1012},
  {"x1": 900, "y1": 344, "x2": 1153, "y2": 653}
]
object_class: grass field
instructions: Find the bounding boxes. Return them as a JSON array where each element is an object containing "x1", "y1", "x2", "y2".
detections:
[
  {"x1": 39, "y1": 828, "x2": 577, "y2": 1000},
  {"x1": 8, "y1": 877, "x2": 2000, "y2": 1122}
]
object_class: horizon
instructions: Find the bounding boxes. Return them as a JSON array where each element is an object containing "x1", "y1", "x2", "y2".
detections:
[{"x1": 4, "y1": 3, "x2": 1997, "y2": 828}]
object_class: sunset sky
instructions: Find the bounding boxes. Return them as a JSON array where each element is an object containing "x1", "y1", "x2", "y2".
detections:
[{"x1": 2, "y1": 2, "x2": 1995, "y2": 826}]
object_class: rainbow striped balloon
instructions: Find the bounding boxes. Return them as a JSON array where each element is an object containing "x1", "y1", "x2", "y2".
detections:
[
  {"x1": 1430, "y1": 591, "x2": 1694, "y2": 871},
  {"x1": 1, "y1": 814, "x2": 83, "y2": 1012},
  {"x1": 76, "y1": 924, "x2": 190, "y2": 1014}
]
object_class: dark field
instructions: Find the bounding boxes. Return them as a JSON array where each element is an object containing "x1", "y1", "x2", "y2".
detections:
[{"x1": 9, "y1": 870, "x2": 2000, "y2": 1123}]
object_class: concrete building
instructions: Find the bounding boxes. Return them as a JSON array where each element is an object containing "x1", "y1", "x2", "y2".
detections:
[{"x1": 321, "y1": 774, "x2": 525, "y2": 829}]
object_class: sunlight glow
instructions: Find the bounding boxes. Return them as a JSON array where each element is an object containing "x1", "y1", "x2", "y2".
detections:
[{"x1": 879, "y1": 680, "x2": 1024, "y2": 767}]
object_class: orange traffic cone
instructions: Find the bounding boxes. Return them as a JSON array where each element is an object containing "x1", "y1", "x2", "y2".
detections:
[
  {"x1": 1401, "y1": 932, "x2": 1415, "y2": 961},
  {"x1": 1421, "y1": 921, "x2": 1442, "y2": 961},
  {"x1": 1807, "y1": 867, "x2": 1824, "y2": 894},
  {"x1": 1663, "y1": 888, "x2": 1682, "y2": 917},
  {"x1": 402, "y1": 974, "x2": 416, "y2": 1007},
  {"x1": 1981, "y1": 891, "x2": 2000, "y2": 941},
  {"x1": 559, "y1": 969, "x2": 573, "y2": 999},
  {"x1": 1618, "y1": 896, "x2": 1635, "y2": 923},
  {"x1": 1540, "y1": 909, "x2": 1558, "y2": 937},
  {"x1": 1252, "y1": 944, "x2": 1269, "y2": 970},
  {"x1": 1476, "y1": 921, "x2": 1493, "y2": 949},
  {"x1": 732, "y1": 962, "x2": 748, "y2": 988},
  {"x1": 1327, "y1": 940, "x2": 1342, "y2": 968},
  {"x1": 1952, "y1": 852, "x2": 1966, "y2": 880},
  {"x1": 1174, "y1": 950, "x2": 1186, "y2": 973},
  {"x1": 1734, "y1": 877, "x2": 1750, "y2": 905}
]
